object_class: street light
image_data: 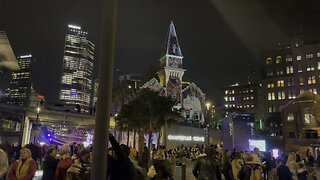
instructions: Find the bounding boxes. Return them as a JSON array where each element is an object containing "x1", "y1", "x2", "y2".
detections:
[{"x1": 206, "y1": 102, "x2": 211, "y2": 111}]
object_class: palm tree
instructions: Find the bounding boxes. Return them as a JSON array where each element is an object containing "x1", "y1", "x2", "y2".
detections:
[{"x1": 116, "y1": 88, "x2": 180, "y2": 158}]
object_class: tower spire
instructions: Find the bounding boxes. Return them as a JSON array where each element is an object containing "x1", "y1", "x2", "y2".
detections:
[{"x1": 164, "y1": 21, "x2": 183, "y2": 57}]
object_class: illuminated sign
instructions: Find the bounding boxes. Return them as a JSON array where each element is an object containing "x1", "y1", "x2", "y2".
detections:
[
  {"x1": 271, "y1": 149, "x2": 280, "y2": 159},
  {"x1": 167, "y1": 135, "x2": 205, "y2": 142},
  {"x1": 249, "y1": 140, "x2": 266, "y2": 152},
  {"x1": 19, "y1": 54, "x2": 32, "y2": 58},
  {"x1": 68, "y1": 24, "x2": 81, "y2": 30}
]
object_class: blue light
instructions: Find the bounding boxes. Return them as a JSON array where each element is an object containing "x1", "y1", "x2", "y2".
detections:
[
  {"x1": 47, "y1": 134, "x2": 51, "y2": 137},
  {"x1": 70, "y1": 92, "x2": 77, "y2": 96}
]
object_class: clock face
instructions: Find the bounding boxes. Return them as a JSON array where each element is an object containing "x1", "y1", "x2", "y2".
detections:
[{"x1": 168, "y1": 57, "x2": 182, "y2": 68}]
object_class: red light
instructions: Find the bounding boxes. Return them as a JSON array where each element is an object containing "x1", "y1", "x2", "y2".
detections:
[{"x1": 37, "y1": 95, "x2": 45, "y2": 99}]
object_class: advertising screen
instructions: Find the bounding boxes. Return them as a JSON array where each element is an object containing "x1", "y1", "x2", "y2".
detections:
[{"x1": 249, "y1": 140, "x2": 266, "y2": 152}]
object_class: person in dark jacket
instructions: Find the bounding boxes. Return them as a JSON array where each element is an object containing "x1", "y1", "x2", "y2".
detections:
[
  {"x1": 192, "y1": 147, "x2": 221, "y2": 180},
  {"x1": 107, "y1": 134, "x2": 136, "y2": 180},
  {"x1": 277, "y1": 156, "x2": 293, "y2": 180},
  {"x1": 42, "y1": 148, "x2": 59, "y2": 180},
  {"x1": 151, "y1": 149, "x2": 172, "y2": 180}
]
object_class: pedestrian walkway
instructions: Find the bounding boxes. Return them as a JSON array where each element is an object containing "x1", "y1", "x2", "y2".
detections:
[{"x1": 174, "y1": 158, "x2": 195, "y2": 180}]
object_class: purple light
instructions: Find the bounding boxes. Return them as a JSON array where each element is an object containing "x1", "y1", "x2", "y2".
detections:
[
  {"x1": 70, "y1": 92, "x2": 77, "y2": 96},
  {"x1": 49, "y1": 138, "x2": 52, "y2": 141}
]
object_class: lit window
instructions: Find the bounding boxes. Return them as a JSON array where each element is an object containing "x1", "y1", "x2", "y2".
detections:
[
  {"x1": 225, "y1": 90, "x2": 228, "y2": 95},
  {"x1": 268, "y1": 92, "x2": 275, "y2": 100},
  {"x1": 224, "y1": 97, "x2": 228, "y2": 101},
  {"x1": 267, "y1": 83, "x2": 275, "y2": 88},
  {"x1": 304, "y1": 108, "x2": 316, "y2": 124},
  {"x1": 276, "y1": 56, "x2": 282, "y2": 64},
  {"x1": 306, "y1": 54, "x2": 314, "y2": 59},
  {"x1": 317, "y1": 52, "x2": 320, "y2": 58},
  {"x1": 278, "y1": 91, "x2": 285, "y2": 100},
  {"x1": 297, "y1": 55, "x2": 302, "y2": 61},
  {"x1": 288, "y1": 90, "x2": 296, "y2": 99},
  {"x1": 286, "y1": 66, "x2": 294, "y2": 74},
  {"x1": 309, "y1": 89, "x2": 317, "y2": 95},
  {"x1": 307, "y1": 62, "x2": 315, "y2": 71},
  {"x1": 268, "y1": 105, "x2": 276, "y2": 113},
  {"x1": 307, "y1": 76, "x2": 316, "y2": 84},
  {"x1": 266, "y1": 57, "x2": 272, "y2": 65},
  {"x1": 251, "y1": 105, "x2": 254, "y2": 108},
  {"x1": 287, "y1": 113, "x2": 294, "y2": 121},
  {"x1": 286, "y1": 56, "x2": 292, "y2": 62},
  {"x1": 277, "y1": 80, "x2": 284, "y2": 87},
  {"x1": 251, "y1": 96, "x2": 253, "y2": 100},
  {"x1": 318, "y1": 62, "x2": 320, "y2": 70}
]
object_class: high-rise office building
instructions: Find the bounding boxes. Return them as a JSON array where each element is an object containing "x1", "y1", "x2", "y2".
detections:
[
  {"x1": 223, "y1": 83, "x2": 263, "y2": 123},
  {"x1": 7, "y1": 54, "x2": 34, "y2": 105},
  {"x1": 59, "y1": 25, "x2": 95, "y2": 110}
]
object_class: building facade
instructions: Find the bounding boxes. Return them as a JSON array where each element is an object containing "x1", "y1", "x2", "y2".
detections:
[
  {"x1": 281, "y1": 91, "x2": 320, "y2": 153},
  {"x1": 59, "y1": 24, "x2": 95, "y2": 110},
  {"x1": 223, "y1": 84, "x2": 263, "y2": 124},
  {"x1": 7, "y1": 54, "x2": 34, "y2": 106},
  {"x1": 0, "y1": 31, "x2": 19, "y2": 72},
  {"x1": 157, "y1": 21, "x2": 186, "y2": 105},
  {"x1": 142, "y1": 21, "x2": 206, "y2": 125},
  {"x1": 222, "y1": 112, "x2": 255, "y2": 151},
  {"x1": 262, "y1": 37, "x2": 320, "y2": 115}
]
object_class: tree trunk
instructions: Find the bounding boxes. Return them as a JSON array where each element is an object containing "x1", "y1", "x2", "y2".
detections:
[
  {"x1": 133, "y1": 130, "x2": 136, "y2": 148},
  {"x1": 138, "y1": 129, "x2": 144, "y2": 153},
  {"x1": 126, "y1": 129, "x2": 130, "y2": 146}
]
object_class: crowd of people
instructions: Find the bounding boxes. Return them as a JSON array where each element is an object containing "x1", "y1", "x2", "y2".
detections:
[
  {"x1": 0, "y1": 139, "x2": 320, "y2": 180},
  {"x1": 189, "y1": 146, "x2": 319, "y2": 180}
]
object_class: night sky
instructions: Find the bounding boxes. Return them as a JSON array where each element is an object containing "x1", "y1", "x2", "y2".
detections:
[{"x1": 1, "y1": 0, "x2": 320, "y2": 104}]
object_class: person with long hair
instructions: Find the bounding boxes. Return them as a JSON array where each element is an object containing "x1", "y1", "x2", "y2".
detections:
[{"x1": 8, "y1": 148, "x2": 36, "y2": 180}]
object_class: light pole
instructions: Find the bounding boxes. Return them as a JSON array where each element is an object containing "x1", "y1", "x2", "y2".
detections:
[
  {"x1": 33, "y1": 107, "x2": 41, "y2": 143},
  {"x1": 205, "y1": 102, "x2": 211, "y2": 145}
]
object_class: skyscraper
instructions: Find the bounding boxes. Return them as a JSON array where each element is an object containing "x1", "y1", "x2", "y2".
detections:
[
  {"x1": 59, "y1": 25, "x2": 95, "y2": 110},
  {"x1": 7, "y1": 54, "x2": 34, "y2": 105}
]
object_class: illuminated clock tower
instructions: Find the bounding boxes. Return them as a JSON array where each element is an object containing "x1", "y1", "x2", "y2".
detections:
[{"x1": 158, "y1": 21, "x2": 185, "y2": 103}]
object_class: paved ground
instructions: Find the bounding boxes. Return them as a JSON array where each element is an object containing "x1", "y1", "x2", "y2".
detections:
[{"x1": 174, "y1": 158, "x2": 196, "y2": 180}]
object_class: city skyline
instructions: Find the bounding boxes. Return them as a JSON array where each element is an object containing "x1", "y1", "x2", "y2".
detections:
[{"x1": 1, "y1": 0, "x2": 320, "y2": 104}]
